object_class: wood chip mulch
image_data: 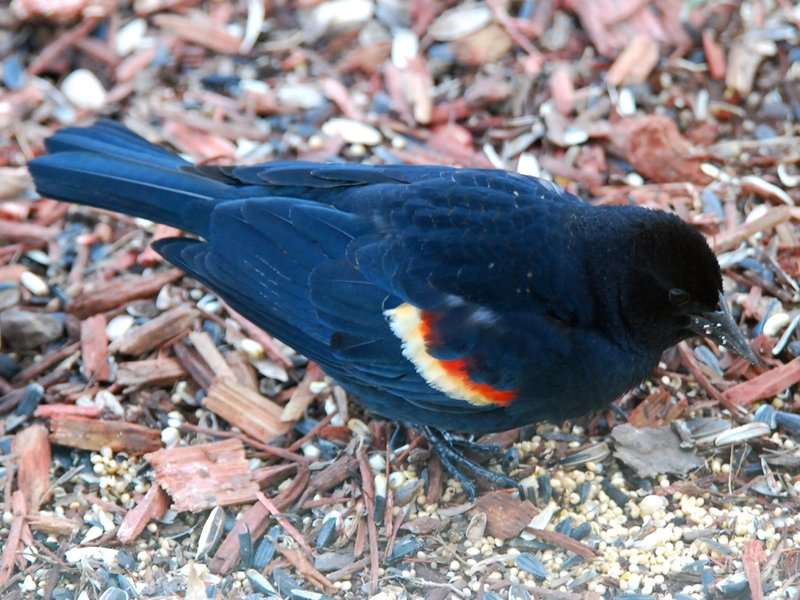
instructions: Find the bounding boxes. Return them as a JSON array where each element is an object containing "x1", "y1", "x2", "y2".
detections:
[{"x1": 2, "y1": 1, "x2": 800, "y2": 598}]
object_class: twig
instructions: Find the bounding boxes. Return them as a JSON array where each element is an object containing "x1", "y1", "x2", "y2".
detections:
[
  {"x1": 357, "y1": 450, "x2": 380, "y2": 595},
  {"x1": 178, "y1": 422, "x2": 311, "y2": 464},
  {"x1": 524, "y1": 528, "x2": 597, "y2": 559},
  {"x1": 287, "y1": 410, "x2": 336, "y2": 452},
  {"x1": 12, "y1": 342, "x2": 80, "y2": 384},
  {"x1": 255, "y1": 491, "x2": 315, "y2": 558}
]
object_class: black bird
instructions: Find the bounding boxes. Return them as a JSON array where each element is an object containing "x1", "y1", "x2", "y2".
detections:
[{"x1": 29, "y1": 121, "x2": 756, "y2": 496}]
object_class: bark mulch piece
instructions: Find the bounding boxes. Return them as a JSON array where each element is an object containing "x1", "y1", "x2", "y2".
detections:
[
  {"x1": 3, "y1": 0, "x2": 800, "y2": 596},
  {"x1": 67, "y1": 269, "x2": 184, "y2": 318},
  {"x1": 116, "y1": 484, "x2": 169, "y2": 544},
  {"x1": 48, "y1": 416, "x2": 162, "y2": 454},
  {"x1": 204, "y1": 377, "x2": 293, "y2": 442},
  {"x1": 79, "y1": 313, "x2": 111, "y2": 382},
  {"x1": 110, "y1": 304, "x2": 197, "y2": 356},
  {"x1": 144, "y1": 438, "x2": 260, "y2": 512},
  {"x1": 13, "y1": 424, "x2": 51, "y2": 512}
]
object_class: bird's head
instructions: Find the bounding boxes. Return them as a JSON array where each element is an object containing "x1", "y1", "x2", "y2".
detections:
[{"x1": 598, "y1": 207, "x2": 757, "y2": 363}]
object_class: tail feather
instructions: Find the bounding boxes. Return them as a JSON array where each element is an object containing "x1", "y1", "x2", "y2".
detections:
[
  {"x1": 43, "y1": 120, "x2": 186, "y2": 166},
  {"x1": 28, "y1": 120, "x2": 229, "y2": 237}
]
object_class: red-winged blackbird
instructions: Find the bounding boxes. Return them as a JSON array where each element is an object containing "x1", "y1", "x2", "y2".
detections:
[{"x1": 29, "y1": 121, "x2": 756, "y2": 496}]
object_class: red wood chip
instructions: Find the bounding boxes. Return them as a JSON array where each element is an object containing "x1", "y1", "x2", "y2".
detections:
[
  {"x1": 14, "y1": 424, "x2": 51, "y2": 512},
  {"x1": 145, "y1": 438, "x2": 259, "y2": 512},
  {"x1": 80, "y1": 313, "x2": 111, "y2": 381},
  {"x1": 49, "y1": 416, "x2": 162, "y2": 454},
  {"x1": 117, "y1": 484, "x2": 170, "y2": 544},
  {"x1": 0, "y1": 492, "x2": 27, "y2": 586},
  {"x1": 723, "y1": 356, "x2": 800, "y2": 405},
  {"x1": 743, "y1": 540, "x2": 766, "y2": 600}
]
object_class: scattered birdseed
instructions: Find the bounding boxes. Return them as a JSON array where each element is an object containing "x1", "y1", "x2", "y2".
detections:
[{"x1": 4, "y1": 3, "x2": 800, "y2": 599}]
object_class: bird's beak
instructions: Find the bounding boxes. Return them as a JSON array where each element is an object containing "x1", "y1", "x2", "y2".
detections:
[{"x1": 688, "y1": 291, "x2": 759, "y2": 364}]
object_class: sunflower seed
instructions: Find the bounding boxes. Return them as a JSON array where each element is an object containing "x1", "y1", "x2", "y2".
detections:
[
  {"x1": 686, "y1": 417, "x2": 732, "y2": 445},
  {"x1": 515, "y1": 553, "x2": 547, "y2": 579},
  {"x1": 561, "y1": 442, "x2": 610, "y2": 467},
  {"x1": 777, "y1": 162, "x2": 800, "y2": 188},
  {"x1": 508, "y1": 583, "x2": 533, "y2": 600},
  {"x1": 776, "y1": 411, "x2": 800, "y2": 435},
  {"x1": 247, "y1": 568, "x2": 277, "y2": 595},
  {"x1": 714, "y1": 422, "x2": 770, "y2": 446},
  {"x1": 465, "y1": 512, "x2": 487, "y2": 541},
  {"x1": 238, "y1": 524, "x2": 253, "y2": 569},
  {"x1": 754, "y1": 404, "x2": 777, "y2": 428},
  {"x1": 197, "y1": 506, "x2": 225, "y2": 558},
  {"x1": 428, "y1": 4, "x2": 491, "y2": 42},
  {"x1": 316, "y1": 513, "x2": 339, "y2": 550},
  {"x1": 773, "y1": 313, "x2": 800, "y2": 356},
  {"x1": 98, "y1": 589, "x2": 128, "y2": 600},
  {"x1": 20, "y1": 271, "x2": 48, "y2": 296},
  {"x1": 253, "y1": 537, "x2": 276, "y2": 569}
]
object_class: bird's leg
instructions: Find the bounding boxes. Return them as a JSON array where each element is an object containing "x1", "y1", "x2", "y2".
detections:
[{"x1": 423, "y1": 427, "x2": 523, "y2": 500}]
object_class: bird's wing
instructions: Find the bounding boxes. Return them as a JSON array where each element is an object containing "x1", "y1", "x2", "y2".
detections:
[
  {"x1": 156, "y1": 196, "x2": 485, "y2": 415},
  {"x1": 160, "y1": 165, "x2": 592, "y2": 413}
]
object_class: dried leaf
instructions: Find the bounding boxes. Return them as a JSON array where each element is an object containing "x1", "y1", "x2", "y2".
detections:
[
  {"x1": 610, "y1": 116, "x2": 713, "y2": 185},
  {"x1": 473, "y1": 491, "x2": 536, "y2": 540},
  {"x1": 612, "y1": 423, "x2": 703, "y2": 478}
]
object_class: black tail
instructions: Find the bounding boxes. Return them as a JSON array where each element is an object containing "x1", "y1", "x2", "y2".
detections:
[{"x1": 28, "y1": 120, "x2": 232, "y2": 238}]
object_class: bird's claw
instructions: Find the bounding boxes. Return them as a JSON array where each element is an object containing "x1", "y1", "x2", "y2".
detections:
[{"x1": 424, "y1": 427, "x2": 524, "y2": 500}]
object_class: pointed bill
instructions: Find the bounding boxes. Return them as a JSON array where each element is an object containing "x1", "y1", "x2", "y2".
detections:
[{"x1": 688, "y1": 291, "x2": 759, "y2": 364}]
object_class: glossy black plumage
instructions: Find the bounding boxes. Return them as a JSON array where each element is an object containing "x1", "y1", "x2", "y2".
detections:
[{"x1": 28, "y1": 121, "x2": 754, "y2": 435}]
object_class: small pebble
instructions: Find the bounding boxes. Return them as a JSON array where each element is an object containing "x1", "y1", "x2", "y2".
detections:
[
  {"x1": 20, "y1": 271, "x2": 49, "y2": 296},
  {"x1": 61, "y1": 69, "x2": 107, "y2": 110},
  {"x1": 116, "y1": 19, "x2": 147, "y2": 56},
  {"x1": 239, "y1": 338, "x2": 264, "y2": 360},
  {"x1": 321, "y1": 118, "x2": 382, "y2": 145},
  {"x1": 106, "y1": 314, "x2": 135, "y2": 341},
  {"x1": 0, "y1": 282, "x2": 21, "y2": 310},
  {"x1": 638, "y1": 495, "x2": 668, "y2": 517},
  {"x1": 0, "y1": 310, "x2": 64, "y2": 349}
]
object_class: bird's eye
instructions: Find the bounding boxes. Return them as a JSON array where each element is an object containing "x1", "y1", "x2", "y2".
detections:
[{"x1": 669, "y1": 288, "x2": 691, "y2": 306}]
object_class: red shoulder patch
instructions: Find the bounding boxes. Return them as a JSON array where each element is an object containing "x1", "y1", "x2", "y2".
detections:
[{"x1": 385, "y1": 304, "x2": 517, "y2": 407}]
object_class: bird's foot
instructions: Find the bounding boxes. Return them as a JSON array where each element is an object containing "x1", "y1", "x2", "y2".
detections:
[
  {"x1": 423, "y1": 427, "x2": 523, "y2": 500},
  {"x1": 441, "y1": 431, "x2": 504, "y2": 455}
]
